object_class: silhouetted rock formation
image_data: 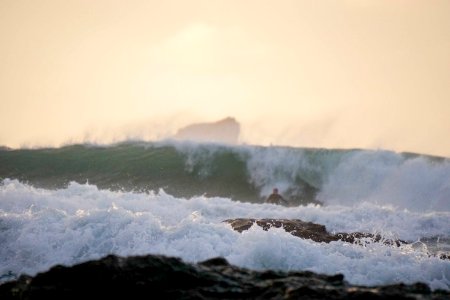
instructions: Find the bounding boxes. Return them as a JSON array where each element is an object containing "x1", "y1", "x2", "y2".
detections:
[
  {"x1": 1, "y1": 254, "x2": 448, "y2": 299},
  {"x1": 174, "y1": 117, "x2": 240, "y2": 144},
  {"x1": 224, "y1": 218, "x2": 407, "y2": 246}
]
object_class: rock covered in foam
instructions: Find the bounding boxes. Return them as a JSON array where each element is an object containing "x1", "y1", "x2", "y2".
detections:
[
  {"x1": 223, "y1": 218, "x2": 408, "y2": 246},
  {"x1": 1, "y1": 254, "x2": 448, "y2": 299}
]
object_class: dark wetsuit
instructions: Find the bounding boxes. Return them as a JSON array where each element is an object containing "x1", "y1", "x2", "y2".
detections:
[{"x1": 265, "y1": 193, "x2": 287, "y2": 205}]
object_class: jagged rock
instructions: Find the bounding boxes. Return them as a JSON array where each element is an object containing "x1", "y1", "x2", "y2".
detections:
[
  {"x1": 223, "y1": 218, "x2": 407, "y2": 246},
  {"x1": 1, "y1": 254, "x2": 448, "y2": 299},
  {"x1": 173, "y1": 117, "x2": 240, "y2": 144}
]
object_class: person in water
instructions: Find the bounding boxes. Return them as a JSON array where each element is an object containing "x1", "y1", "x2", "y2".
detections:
[{"x1": 265, "y1": 188, "x2": 288, "y2": 205}]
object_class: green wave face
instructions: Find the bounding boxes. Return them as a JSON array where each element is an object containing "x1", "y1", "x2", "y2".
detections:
[{"x1": 1, "y1": 141, "x2": 446, "y2": 205}]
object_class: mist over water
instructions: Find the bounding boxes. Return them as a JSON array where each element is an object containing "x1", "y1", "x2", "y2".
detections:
[{"x1": 3, "y1": 115, "x2": 450, "y2": 159}]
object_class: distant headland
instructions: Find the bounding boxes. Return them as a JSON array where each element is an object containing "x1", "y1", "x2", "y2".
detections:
[{"x1": 173, "y1": 117, "x2": 240, "y2": 144}]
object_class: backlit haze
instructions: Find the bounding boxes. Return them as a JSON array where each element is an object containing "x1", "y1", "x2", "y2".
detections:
[{"x1": 1, "y1": 0, "x2": 449, "y2": 157}]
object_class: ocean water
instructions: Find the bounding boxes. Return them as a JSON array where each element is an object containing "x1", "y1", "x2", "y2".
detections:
[{"x1": 0, "y1": 141, "x2": 449, "y2": 290}]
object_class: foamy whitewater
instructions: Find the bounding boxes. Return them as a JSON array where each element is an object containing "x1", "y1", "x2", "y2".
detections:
[{"x1": 0, "y1": 141, "x2": 449, "y2": 290}]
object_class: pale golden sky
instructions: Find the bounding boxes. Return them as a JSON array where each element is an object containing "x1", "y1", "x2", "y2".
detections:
[{"x1": 1, "y1": 0, "x2": 449, "y2": 157}]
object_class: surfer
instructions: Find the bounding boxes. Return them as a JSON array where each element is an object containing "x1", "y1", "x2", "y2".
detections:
[{"x1": 265, "y1": 188, "x2": 288, "y2": 205}]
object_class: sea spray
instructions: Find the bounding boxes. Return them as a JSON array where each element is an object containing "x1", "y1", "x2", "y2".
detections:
[{"x1": 317, "y1": 150, "x2": 450, "y2": 211}]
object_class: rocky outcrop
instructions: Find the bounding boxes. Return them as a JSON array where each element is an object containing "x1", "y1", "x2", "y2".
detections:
[
  {"x1": 1, "y1": 254, "x2": 448, "y2": 299},
  {"x1": 223, "y1": 218, "x2": 407, "y2": 246},
  {"x1": 173, "y1": 117, "x2": 240, "y2": 144}
]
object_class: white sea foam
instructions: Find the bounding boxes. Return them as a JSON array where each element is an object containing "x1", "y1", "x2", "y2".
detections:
[
  {"x1": 318, "y1": 151, "x2": 450, "y2": 212},
  {"x1": 0, "y1": 179, "x2": 449, "y2": 290}
]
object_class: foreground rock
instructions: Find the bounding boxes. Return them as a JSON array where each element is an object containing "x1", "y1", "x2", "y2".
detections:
[
  {"x1": 224, "y1": 218, "x2": 407, "y2": 246},
  {"x1": 1, "y1": 254, "x2": 448, "y2": 299}
]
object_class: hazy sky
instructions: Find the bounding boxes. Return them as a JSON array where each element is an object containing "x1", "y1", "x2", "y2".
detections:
[{"x1": 1, "y1": 0, "x2": 449, "y2": 157}]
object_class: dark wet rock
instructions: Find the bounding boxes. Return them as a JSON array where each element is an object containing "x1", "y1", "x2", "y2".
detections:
[
  {"x1": 1, "y1": 254, "x2": 448, "y2": 299},
  {"x1": 223, "y1": 218, "x2": 408, "y2": 246},
  {"x1": 439, "y1": 253, "x2": 450, "y2": 260}
]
